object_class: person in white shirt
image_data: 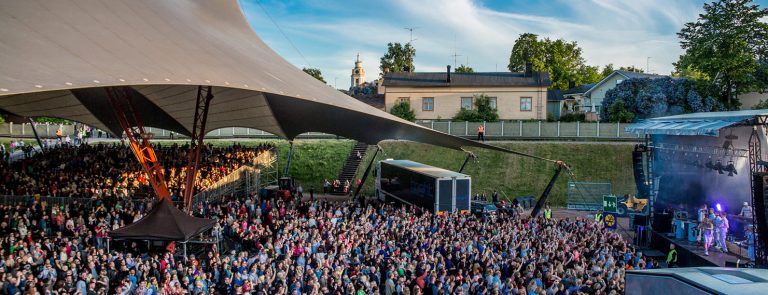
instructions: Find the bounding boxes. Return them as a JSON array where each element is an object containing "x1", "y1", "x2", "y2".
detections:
[
  {"x1": 717, "y1": 212, "x2": 729, "y2": 253},
  {"x1": 740, "y1": 202, "x2": 753, "y2": 219}
]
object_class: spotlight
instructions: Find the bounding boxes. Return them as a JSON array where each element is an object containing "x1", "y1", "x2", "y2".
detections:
[
  {"x1": 714, "y1": 160, "x2": 724, "y2": 174},
  {"x1": 726, "y1": 160, "x2": 737, "y2": 177},
  {"x1": 716, "y1": 203, "x2": 722, "y2": 212}
]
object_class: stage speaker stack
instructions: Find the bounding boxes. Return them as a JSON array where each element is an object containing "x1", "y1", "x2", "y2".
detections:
[
  {"x1": 750, "y1": 173, "x2": 768, "y2": 267},
  {"x1": 632, "y1": 150, "x2": 648, "y2": 198}
]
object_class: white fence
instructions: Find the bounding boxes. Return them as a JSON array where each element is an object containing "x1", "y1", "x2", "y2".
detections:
[{"x1": 1, "y1": 121, "x2": 642, "y2": 140}]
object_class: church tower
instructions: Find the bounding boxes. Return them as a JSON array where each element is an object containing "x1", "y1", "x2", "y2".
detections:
[{"x1": 351, "y1": 53, "x2": 365, "y2": 88}]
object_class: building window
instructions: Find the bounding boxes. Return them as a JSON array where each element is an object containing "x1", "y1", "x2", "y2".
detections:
[
  {"x1": 488, "y1": 97, "x2": 497, "y2": 110},
  {"x1": 397, "y1": 97, "x2": 410, "y2": 104},
  {"x1": 616, "y1": 79, "x2": 623, "y2": 85},
  {"x1": 422, "y1": 97, "x2": 434, "y2": 111},
  {"x1": 461, "y1": 97, "x2": 473, "y2": 110},
  {"x1": 520, "y1": 97, "x2": 532, "y2": 111}
]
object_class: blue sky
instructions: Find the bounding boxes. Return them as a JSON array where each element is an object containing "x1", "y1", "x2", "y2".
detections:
[{"x1": 239, "y1": 0, "x2": 768, "y2": 89}]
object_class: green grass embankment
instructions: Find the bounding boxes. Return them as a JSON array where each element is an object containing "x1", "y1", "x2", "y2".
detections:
[{"x1": 356, "y1": 141, "x2": 636, "y2": 206}]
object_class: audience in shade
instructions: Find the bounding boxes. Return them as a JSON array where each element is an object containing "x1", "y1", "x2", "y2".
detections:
[{"x1": 0, "y1": 143, "x2": 274, "y2": 200}]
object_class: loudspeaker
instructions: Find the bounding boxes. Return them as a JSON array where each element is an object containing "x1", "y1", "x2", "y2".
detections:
[
  {"x1": 653, "y1": 212, "x2": 673, "y2": 233},
  {"x1": 632, "y1": 150, "x2": 648, "y2": 198},
  {"x1": 752, "y1": 173, "x2": 768, "y2": 266}
]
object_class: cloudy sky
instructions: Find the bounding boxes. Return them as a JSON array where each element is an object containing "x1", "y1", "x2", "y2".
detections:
[{"x1": 240, "y1": 0, "x2": 768, "y2": 89}]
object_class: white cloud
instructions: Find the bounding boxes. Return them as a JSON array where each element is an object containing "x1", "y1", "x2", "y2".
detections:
[{"x1": 243, "y1": 0, "x2": 708, "y2": 88}]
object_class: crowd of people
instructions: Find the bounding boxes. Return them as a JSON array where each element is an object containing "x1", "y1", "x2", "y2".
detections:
[
  {"x1": 0, "y1": 142, "x2": 273, "y2": 200},
  {"x1": 0, "y1": 187, "x2": 642, "y2": 294}
]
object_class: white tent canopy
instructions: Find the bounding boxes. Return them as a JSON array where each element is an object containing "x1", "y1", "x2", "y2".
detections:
[{"x1": 0, "y1": 0, "x2": 506, "y2": 152}]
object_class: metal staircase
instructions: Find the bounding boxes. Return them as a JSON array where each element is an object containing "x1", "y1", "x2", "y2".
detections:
[{"x1": 331, "y1": 141, "x2": 368, "y2": 195}]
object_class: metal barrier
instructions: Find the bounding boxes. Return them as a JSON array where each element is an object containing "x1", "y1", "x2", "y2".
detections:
[
  {"x1": 566, "y1": 181, "x2": 612, "y2": 211},
  {"x1": 1, "y1": 121, "x2": 642, "y2": 140}
]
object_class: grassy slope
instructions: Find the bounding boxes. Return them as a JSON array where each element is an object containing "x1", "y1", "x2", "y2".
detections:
[{"x1": 357, "y1": 141, "x2": 636, "y2": 206}]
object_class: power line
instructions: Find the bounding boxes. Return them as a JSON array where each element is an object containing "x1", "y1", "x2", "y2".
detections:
[{"x1": 255, "y1": 0, "x2": 312, "y2": 68}]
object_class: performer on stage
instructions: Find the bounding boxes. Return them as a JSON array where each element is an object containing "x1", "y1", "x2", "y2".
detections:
[
  {"x1": 717, "y1": 212, "x2": 729, "y2": 253},
  {"x1": 699, "y1": 215, "x2": 714, "y2": 256},
  {"x1": 713, "y1": 211, "x2": 723, "y2": 250},
  {"x1": 698, "y1": 204, "x2": 708, "y2": 222}
]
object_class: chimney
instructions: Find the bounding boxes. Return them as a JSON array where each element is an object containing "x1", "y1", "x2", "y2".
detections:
[
  {"x1": 568, "y1": 80, "x2": 575, "y2": 89},
  {"x1": 525, "y1": 62, "x2": 533, "y2": 77},
  {"x1": 447, "y1": 65, "x2": 452, "y2": 83}
]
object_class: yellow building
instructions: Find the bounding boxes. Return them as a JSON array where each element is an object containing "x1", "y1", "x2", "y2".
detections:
[{"x1": 381, "y1": 66, "x2": 551, "y2": 120}]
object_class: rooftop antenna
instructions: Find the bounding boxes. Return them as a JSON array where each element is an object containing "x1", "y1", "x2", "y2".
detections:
[
  {"x1": 404, "y1": 27, "x2": 419, "y2": 44},
  {"x1": 646, "y1": 57, "x2": 651, "y2": 73},
  {"x1": 452, "y1": 34, "x2": 462, "y2": 68}
]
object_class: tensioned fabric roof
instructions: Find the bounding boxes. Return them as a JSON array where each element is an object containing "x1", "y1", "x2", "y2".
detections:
[
  {"x1": 625, "y1": 110, "x2": 768, "y2": 136},
  {"x1": 0, "y1": 0, "x2": 506, "y2": 153}
]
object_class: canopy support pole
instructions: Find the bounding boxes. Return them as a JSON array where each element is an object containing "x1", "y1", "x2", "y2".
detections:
[
  {"x1": 353, "y1": 145, "x2": 381, "y2": 201},
  {"x1": 106, "y1": 87, "x2": 171, "y2": 200},
  {"x1": 28, "y1": 118, "x2": 45, "y2": 153},
  {"x1": 184, "y1": 86, "x2": 214, "y2": 210},
  {"x1": 530, "y1": 161, "x2": 567, "y2": 218},
  {"x1": 284, "y1": 141, "x2": 294, "y2": 176},
  {"x1": 458, "y1": 151, "x2": 476, "y2": 173}
]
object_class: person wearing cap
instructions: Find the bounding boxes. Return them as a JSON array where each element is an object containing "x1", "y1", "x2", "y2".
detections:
[{"x1": 740, "y1": 202, "x2": 753, "y2": 219}]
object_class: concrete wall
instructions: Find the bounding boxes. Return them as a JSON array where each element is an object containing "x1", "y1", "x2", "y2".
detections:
[{"x1": 384, "y1": 86, "x2": 547, "y2": 120}]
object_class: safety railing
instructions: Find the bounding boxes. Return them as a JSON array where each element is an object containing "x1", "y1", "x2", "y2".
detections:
[{"x1": 1, "y1": 121, "x2": 642, "y2": 140}]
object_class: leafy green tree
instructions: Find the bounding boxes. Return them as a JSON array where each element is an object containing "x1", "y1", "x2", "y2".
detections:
[
  {"x1": 601, "y1": 64, "x2": 615, "y2": 78},
  {"x1": 390, "y1": 101, "x2": 416, "y2": 121},
  {"x1": 578, "y1": 65, "x2": 602, "y2": 85},
  {"x1": 0, "y1": 114, "x2": 5, "y2": 124},
  {"x1": 453, "y1": 94, "x2": 499, "y2": 122},
  {"x1": 618, "y1": 66, "x2": 644, "y2": 73},
  {"x1": 607, "y1": 101, "x2": 635, "y2": 123},
  {"x1": 380, "y1": 42, "x2": 416, "y2": 74},
  {"x1": 507, "y1": 33, "x2": 599, "y2": 90},
  {"x1": 455, "y1": 65, "x2": 474, "y2": 73},
  {"x1": 302, "y1": 68, "x2": 326, "y2": 84},
  {"x1": 508, "y1": 33, "x2": 546, "y2": 72},
  {"x1": 752, "y1": 99, "x2": 768, "y2": 109},
  {"x1": 675, "y1": 0, "x2": 768, "y2": 108}
]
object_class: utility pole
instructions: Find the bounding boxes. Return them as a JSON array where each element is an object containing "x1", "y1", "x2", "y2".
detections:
[{"x1": 404, "y1": 27, "x2": 418, "y2": 44}]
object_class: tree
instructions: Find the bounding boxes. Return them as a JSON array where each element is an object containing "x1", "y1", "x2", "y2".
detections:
[
  {"x1": 607, "y1": 101, "x2": 635, "y2": 123},
  {"x1": 0, "y1": 114, "x2": 5, "y2": 124},
  {"x1": 390, "y1": 101, "x2": 416, "y2": 121},
  {"x1": 453, "y1": 94, "x2": 499, "y2": 122},
  {"x1": 618, "y1": 66, "x2": 644, "y2": 73},
  {"x1": 507, "y1": 33, "x2": 546, "y2": 72},
  {"x1": 507, "y1": 33, "x2": 599, "y2": 90},
  {"x1": 675, "y1": 0, "x2": 768, "y2": 109},
  {"x1": 302, "y1": 68, "x2": 326, "y2": 84},
  {"x1": 600, "y1": 77, "x2": 722, "y2": 121},
  {"x1": 601, "y1": 64, "x2": 615, "y2": 78},
  {"x1": 577, "y1": 65, "x2": 602, "y2": 85},
  {"x1": 380, "y1": 42, "x2": 416, "y2": 74},
  {"x1": 455, "y1": 65, "x2": 474, "y2": 73},
  {"x1": 752, "y1": 99, "x2": 768, "y2": 109}
]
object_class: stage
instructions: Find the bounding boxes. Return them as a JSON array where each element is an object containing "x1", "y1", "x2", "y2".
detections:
[{"x1": 652, "y1": 230, "x2": 752, "y2": 267}]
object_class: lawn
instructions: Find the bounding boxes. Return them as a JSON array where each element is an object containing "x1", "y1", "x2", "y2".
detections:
[{"x1": 356, "y1": 141, "x2": 636, "y2": 206}]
